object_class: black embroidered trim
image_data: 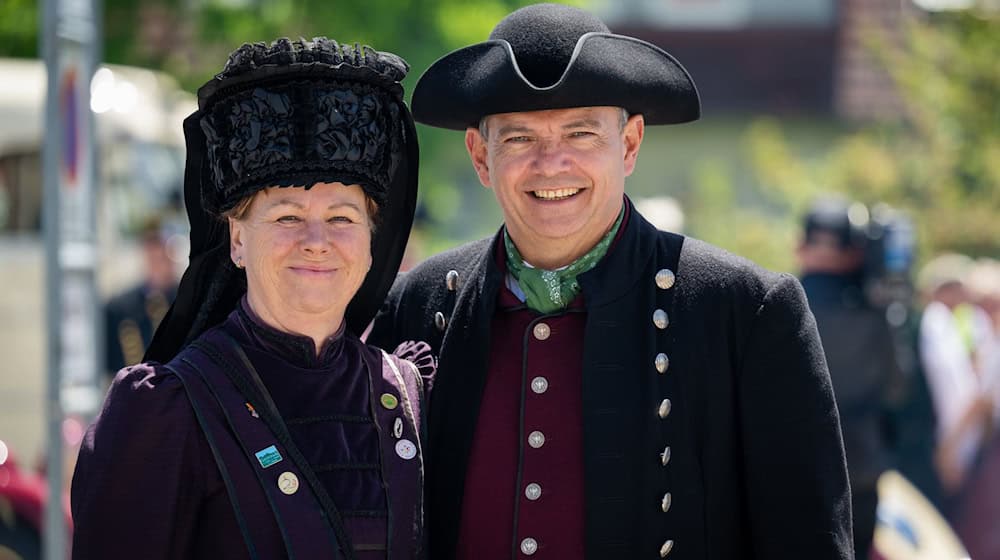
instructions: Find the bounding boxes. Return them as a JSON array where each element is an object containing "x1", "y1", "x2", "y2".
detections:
[
  {"x1": 313, "y1": 463, "x2": 381, "y2": 472},
  {"x1": 286, "y1": 414, "x2": 373, "y2": 425}
]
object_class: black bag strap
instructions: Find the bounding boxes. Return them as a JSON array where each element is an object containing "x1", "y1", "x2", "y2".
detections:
[{"x1": 192, "y1": 332, "x2": 355, "y2": 560}]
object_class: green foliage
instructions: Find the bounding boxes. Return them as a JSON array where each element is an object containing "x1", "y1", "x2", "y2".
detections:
[
  {"x1": 0, "y1": 0, "x2": 39, "y2": 58},
  {"x1": 744, "y1": 10, "x2": 1000, "y2": 263}
]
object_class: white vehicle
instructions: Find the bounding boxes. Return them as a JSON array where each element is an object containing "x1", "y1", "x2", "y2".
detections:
[{"x1": 0, "y1": 57, "x2": 195, "y2": 462}]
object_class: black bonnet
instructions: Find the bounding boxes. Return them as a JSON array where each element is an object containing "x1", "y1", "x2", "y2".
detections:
[{"x1": 144, "y1": 38, "x2": 419, "y2": 363}]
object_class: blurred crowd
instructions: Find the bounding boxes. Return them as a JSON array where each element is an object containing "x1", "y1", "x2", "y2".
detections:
[{"x1": 798, "y1": 197, "x2": 1000, "y2": 559}]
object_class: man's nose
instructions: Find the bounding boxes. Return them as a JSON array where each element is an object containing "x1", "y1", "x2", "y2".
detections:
[{"x1": 531, "y1": 139, "x2": 572, "y2": 175}]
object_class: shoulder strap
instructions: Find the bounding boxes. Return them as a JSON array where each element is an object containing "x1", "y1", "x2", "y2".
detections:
[{"x1": 193, "y1": 332, "x2": 355, "y2": 560}]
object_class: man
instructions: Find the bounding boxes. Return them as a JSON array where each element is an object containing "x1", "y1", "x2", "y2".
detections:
[
  {"x1": 103, "y1": 217, "x2": 178, "y2": 377},
  {"x1": 797, "y1": 199, "x2": 903, "y2": 559},
  {"x1": 369, "y1": 4, "x2": 852, "y2": 558}
]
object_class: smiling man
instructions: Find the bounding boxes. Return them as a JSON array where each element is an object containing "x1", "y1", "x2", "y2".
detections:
[{"x1": 368, "y1": 4, "x2": 853, "y2": 559}]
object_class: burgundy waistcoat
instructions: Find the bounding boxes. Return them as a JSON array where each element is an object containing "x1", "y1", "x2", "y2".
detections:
[{"x1": 455, "y1": 273, "x2": 587, "y2": 559}]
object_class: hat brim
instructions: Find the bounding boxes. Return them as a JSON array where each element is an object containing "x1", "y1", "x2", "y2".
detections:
[{"x1": 412, "y1": 32, "x2": 700, "y2": 130}]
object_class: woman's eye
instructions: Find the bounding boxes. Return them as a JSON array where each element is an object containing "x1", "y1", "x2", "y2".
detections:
[
  {"x1": 276, "y1": 215, "x2": 301, "y2": 223},
  {"x1": 328, "y1": 215, "x2": 356, "y2": 224}
]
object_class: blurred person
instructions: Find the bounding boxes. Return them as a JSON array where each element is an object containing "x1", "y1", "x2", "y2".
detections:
[
  {"x1": 369, "y1": 4, "x2": 853, "y2": 559},
  {"x1": 918, "y1": 254, "x2": 1000, "y2": 559},
  {"x1": 103, "y1": 216, "x2": 179, "y2": 377},
  {"x1": 797, "y1": 198, "x2": 904, "y2": 560},
  {"x1": 71, "y1": 37, "x2": 429, "y2": 559}
]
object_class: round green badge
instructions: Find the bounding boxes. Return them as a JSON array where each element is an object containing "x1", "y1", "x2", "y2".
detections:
[{"x1": 380, "y1": 393, "x2": 399, "y2": 410}]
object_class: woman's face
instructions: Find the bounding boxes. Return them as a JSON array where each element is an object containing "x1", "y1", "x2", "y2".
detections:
[{"x1": 229, "y1": 182, "x2": 373, "y2": 331}]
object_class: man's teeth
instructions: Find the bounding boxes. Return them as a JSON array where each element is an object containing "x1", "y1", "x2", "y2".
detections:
[{"x1": 533, "y1": 188, "x2": 580, "y2": 200}]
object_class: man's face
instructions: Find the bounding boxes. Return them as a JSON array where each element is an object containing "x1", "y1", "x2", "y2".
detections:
[{"x1": 465, "y1": 106, "x2": 644, "y2": 268}]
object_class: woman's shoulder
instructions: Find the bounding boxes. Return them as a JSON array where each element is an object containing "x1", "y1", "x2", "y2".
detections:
[{"x1": 98, "y1": 362, "x2": 194, "y2": 428}]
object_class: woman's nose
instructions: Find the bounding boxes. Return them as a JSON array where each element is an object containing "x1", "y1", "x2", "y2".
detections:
[{"x1": 300, "y1": 221, "x2": 330, "y2": 253}]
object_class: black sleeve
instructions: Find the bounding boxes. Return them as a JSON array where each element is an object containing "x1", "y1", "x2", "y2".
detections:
[{"x1": 737, "y1": 274, "x2": 855, "y2": 559}]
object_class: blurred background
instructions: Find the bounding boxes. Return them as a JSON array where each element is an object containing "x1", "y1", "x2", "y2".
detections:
[{"x1": 0, "y1": 0, "x2": 998, "y2": 558}]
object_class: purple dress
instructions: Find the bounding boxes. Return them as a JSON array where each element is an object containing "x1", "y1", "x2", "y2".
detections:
[{"x1": 71, "y1": 301, "x2": 430, "y2": 559}]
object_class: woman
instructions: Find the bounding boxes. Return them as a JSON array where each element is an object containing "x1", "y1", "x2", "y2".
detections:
[{"x1": 71, "y1": 37, "x2": 427, "y2": 559}]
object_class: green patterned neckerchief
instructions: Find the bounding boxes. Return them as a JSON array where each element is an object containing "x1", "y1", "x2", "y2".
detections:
[{"x1": 504, "y1": 206, "x2": 625, "y2": 314}]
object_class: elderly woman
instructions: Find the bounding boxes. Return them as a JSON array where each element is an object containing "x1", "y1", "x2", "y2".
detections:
[{"x1": 71, "y1": 38, "x2": 427, "y2": 559}]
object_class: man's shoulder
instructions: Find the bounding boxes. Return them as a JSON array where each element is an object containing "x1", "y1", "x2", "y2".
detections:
[
  {"x1": 395, "y1": 237, "x2": 493, "y2": 293},
  {"x1": 676, "y1": 235, "x2": 790, "y2": 299}
]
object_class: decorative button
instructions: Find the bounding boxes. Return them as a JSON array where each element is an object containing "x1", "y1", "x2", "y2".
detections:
[
  {"x1": 660, "y1": 539, "x2": 674, "y2": 557},
  {"x1": 528, "y1": 431, "x2": 546, "y2": 449},
  {"x1": 434, "y1": 311, "x2": 447, "y2": 331},
  {"x1": 525, "y1": 483, "x2": 542, "y2": 501},
  {"x1": 520, "y1": 537, "x2": 538, "y2": 555},
  {"x1": 393, "y1": 417, "x2": 404, "y2": 439},
  {"x1": 660, "y1": 446, "x2": 672, "y2": 466},
  {"x1": 661, "y1": 492, "x2": 672, "y2": 513},
  {"x1": 278, "y1": 471, "x2": 299, "y2": 495},
  {"x1": 655, "y1": 353, "x2": 670, "y2": 374},
  {"x1": 653, "y1": 309, "x2": 669, "y2": 330},
  {"x1": 380, "y1": 393, "x2": 399, "y2": 410},
  {"x1": 658, "y1": 399, "x2": 672, "y2": 419},
  {"x1": 395, "y1": 439, "x2": 417, "y2": 460},
  {"x1": 532, "y1": 322, "x2": 551, "y2": 340},
  {"x1": 656, "y1": 269, "x2": 676, "y2": 290},
  {"x1": 531, "y1": 376, "x2": 549, "y2": 394},
  {"x1": 446, "y1": 269, "x2": 460, "y2": 291}
]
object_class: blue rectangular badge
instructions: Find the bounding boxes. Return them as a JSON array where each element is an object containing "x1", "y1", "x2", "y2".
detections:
[{"x1": 255, "y1": 445, "x2": 283, "y2": 468}]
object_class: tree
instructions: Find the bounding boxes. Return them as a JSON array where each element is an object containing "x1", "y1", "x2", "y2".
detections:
[{"x1": 742, "y1": 9, "x2": 1000, "y2": 267}]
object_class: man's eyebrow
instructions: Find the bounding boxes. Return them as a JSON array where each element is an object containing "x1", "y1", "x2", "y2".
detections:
[
  {"x1": 495, "y1": 124, "x2": 535, "y2": 137},
  {"x1": 562, "y1": 118, "x2": 602, "y2": 129}
]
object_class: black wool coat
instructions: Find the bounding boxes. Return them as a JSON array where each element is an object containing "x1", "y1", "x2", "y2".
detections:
[{"x1": 368, "y1": 204, "x2": 854, "y2": 560}]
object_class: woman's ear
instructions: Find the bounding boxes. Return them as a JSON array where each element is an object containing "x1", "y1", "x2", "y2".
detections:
[{"x1": 229, "y1": 217, "x2": 244, "y2": 267}]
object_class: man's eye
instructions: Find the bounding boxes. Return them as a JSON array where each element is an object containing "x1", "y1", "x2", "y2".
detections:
[
  {"x1": 568, "y1": 131, "x2": 595, "y2": 138},
  {"x1": 504, "y1": 135, "x2": 532, "y2": 143}
]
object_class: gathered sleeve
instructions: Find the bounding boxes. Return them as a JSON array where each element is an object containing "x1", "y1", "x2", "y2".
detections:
[{"x1": 71, "y1": 364, "x2": 213, "y2": 560}]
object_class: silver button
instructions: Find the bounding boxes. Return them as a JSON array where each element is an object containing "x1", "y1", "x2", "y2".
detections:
[
  {"x1": 434, "y1": 311, "x2": 446, "y2": 331},
  {"x1": 660, "y1": 539, "x2": 674, "y2": 557},
  {"x1": 531, "y1": 376, "x2": 549, "y2": 394},
  {"x1": 658, "y1": 399, "x2": 672, "y2": 419},
  {"x1": 653, "y1": 309, "x2": 669, "y2": 330},
  {"x1": 532, "y1": 322, "x2": 551, "y2": 340},
  {"x1": 528, "y1": 431, "x2": 546, "y2": 449},
  {"x1": 655, "y1": 353, "x2": 669, "y2": 374},
  {"x1": 661, "y1": 492, "x2": 672, "y2": 513},
  {"x1": 656, "y1": 269, "x2": 676, "y2": 290},
  {"x1": 525, "y1": 483, "x2": 542, "y2": 501},
  {"x1": 445, "y1": 269, "x2": 460, "y2": 291},
  {"x1": 520, "y1": 537, "x2": 538, "y2": 555},
  {"x1": 660, "y1": 446, "x2": 671, "y2": 466}
]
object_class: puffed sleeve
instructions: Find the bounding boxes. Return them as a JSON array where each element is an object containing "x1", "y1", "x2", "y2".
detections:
[
  {"x1": 738, "y1": 275, "x2": 854, "y2": 559},
  {"x1": 71, "y1": 364, "x2": 210, "y2": 559}
]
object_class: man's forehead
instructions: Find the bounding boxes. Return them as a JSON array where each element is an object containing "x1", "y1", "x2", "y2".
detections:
[{"x1": 486, "y1": 106, "x2": 620, "y2": 128}]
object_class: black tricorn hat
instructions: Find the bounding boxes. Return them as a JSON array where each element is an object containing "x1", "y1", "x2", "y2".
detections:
[
  {"x1": 411, "y1": 3, "x2": 700, "y2": 130},
  {"x1": 145, "y1": 38, "x2": 418, "y2": 363}
]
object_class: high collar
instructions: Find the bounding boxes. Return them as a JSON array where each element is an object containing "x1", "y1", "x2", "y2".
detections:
[
  {"x1": 577, "y1": 196, "x2": 659, "y2": 308},
  {"x1": 230, "y1": 297, "x2": 347, "y2": 369}
]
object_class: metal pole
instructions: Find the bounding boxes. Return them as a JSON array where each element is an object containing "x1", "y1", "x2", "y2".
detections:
[{"x1": 42, "y1": 0, "x2": 101, "y2": 558}]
